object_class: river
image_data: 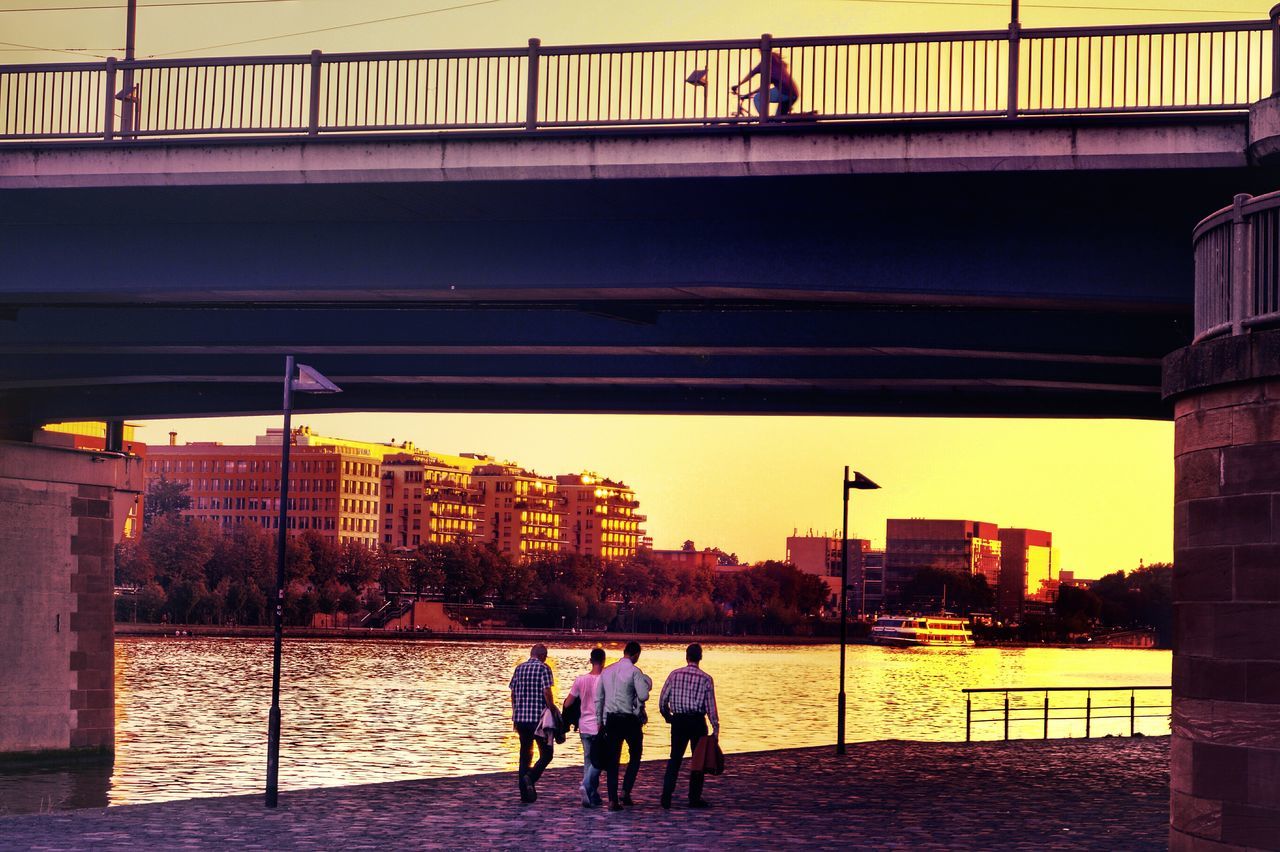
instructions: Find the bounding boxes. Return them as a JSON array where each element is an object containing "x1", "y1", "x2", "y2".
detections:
[{"x1": 0, "y1": 637, "x2": 1170, "y2": 815}]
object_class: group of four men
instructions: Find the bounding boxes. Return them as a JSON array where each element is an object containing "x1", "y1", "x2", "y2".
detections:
[{"x1": 508, "y1": 641, "x2": 719, "y2": 811}]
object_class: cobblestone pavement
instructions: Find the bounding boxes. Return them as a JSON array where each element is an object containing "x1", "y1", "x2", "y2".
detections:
[{"x1": 1, "y1": 737, "x2": 1169, "y2": 851}]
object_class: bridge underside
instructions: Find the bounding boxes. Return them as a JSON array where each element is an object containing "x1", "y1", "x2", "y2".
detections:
[{"x1": 2, "y1": 157, "x2": 1277, "y2": 429}]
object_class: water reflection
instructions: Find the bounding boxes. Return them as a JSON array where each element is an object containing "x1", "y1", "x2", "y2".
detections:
[{"x1": 0, "y1": 637, "x2": 1170, "y2": 814}]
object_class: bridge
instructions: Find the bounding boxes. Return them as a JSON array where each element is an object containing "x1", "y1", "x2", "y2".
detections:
[
  {"x1": 4, "y1": 16, "x2": 1280, "y2": 430},
  {"x1": 4, "y1": 15, "x2": 1280, "y2": 848}
]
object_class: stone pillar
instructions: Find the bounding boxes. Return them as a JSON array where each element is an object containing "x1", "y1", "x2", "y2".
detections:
[
  {"x1": 0, "y1": 441, "x2": 142, "y2": 758},
  {"x1": 1164, "y1": 329, "x2": 1280, "y2": 851}
]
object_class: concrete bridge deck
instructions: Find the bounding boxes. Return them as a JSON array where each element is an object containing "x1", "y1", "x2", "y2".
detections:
[{"x1": 0, "y1": 737, "x2": 1171, "y2": 850}]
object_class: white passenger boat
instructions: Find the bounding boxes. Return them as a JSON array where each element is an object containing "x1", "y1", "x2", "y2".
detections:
[{"x1": 870, "y1": 615, "x2": 974, "y2": 647}]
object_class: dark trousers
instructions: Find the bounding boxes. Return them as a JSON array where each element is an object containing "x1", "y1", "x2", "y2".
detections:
[
  {"x1": 514, "y1": 722, "x2": 553, "y2": 785},
  {"x1": 603, "y1": 712, "x2": 643, "y2": 804},
  {"x1": 661, "y1": 713, "x2": 708, "y2": 803}
]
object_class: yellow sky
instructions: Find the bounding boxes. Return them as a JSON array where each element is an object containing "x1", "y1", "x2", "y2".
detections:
[
  {"x1": 1, "y1": 0, "x2": 1267, "y2": 62},
  {"x1": 13, "y1": 0, "x2": 1194, "y2": 571},
  {"x1": 135, "y1": 413, "x2": 1173, "y2": 576}
]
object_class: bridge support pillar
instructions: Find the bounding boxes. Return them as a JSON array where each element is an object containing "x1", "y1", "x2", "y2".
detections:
[
  {"x1": 0, "y1": 441, "x2": 142, "y2": 759},
  {"x1": 1164, "y1": 329, "x2": 1280, "y2": 851}
]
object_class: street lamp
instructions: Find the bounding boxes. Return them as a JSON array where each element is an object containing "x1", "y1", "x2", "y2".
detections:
[
  {"x1": 838, "y1": 466, "x2": 880, "y2": 757},
  {"x1": 266, "y1": 356, "x2": 341, "y2": 808}
]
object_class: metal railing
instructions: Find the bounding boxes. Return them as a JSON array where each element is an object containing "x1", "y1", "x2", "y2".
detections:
[
  {"x1": 1192, "y1": 189, "x2": 1280, "y2": 341},
  {"x1": 1, "y1": 11, "x2": 1276, "y2": 143},
  {"x1": 963, "y1": 685, "x2": 1172, "y2": 741}
]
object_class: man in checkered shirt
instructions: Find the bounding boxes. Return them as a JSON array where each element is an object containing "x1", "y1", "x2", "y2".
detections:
[
  {"x1": 509, "y1": 644, "x2": 555, "y2": 803},
  {"x1": 658, "y1": 643, "x2": 720, "y2": 809}
]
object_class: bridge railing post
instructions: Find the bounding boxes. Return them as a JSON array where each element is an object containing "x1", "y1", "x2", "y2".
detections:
[
  {"x1": 307, "y1": 50, "x2": 322, "y2": 136},
  {"x1": 1271, "y1": 4, "x2": 1280, "y2": 96},
  {"x1": 759, "y1": 34, "x2": 773, "y2": 124},
  {"x1": 525, "y1": 38, "x2": 541, "y2": 131},
  {"x1": 1231, "y1": 193, "x2": 1253, "y2": 335},
  {"x1": 104, "y1": 57, "x2": 117, "y2": 141},
  {"x1": 1006, "y1": 1, "x2": 1020, "y2": 118}
]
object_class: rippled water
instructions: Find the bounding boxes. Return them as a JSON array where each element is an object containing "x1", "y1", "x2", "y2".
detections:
[{"x1": 0, "y1": 637, "x2": 1170, "y2": 814}]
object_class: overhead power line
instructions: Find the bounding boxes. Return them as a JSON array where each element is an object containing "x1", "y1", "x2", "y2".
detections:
[
  {"x1": 0, "y1": 38, "x2": 113, "y2": 58},
  {"x1": 148, "y1": 0, "x2": 505, "y2": 57},
  {"x1": 0, "y1": 0, "x2": 299, "y2": 12}
]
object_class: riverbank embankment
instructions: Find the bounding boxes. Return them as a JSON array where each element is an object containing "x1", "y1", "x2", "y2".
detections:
[
  {"x1": 0, "y1": 737, "x2": 1169, "y2": 850},
  {"x1": 114, "y1": 623, "x2": 1168, "y2": 650},
  {"x1": 113, "y1": 623, "x2": 839, "y2": 645}
]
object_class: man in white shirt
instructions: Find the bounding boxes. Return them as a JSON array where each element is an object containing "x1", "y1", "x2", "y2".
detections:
[
  {"x1": 595, "y1": 640, "x2": 652, "y2": 811},
  {"x1": 563, "y1": 647, "x2": 606, "y2": 807}
]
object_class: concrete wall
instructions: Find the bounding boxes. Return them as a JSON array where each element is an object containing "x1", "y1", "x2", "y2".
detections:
[{"x1": 0, "y1": 442, "x2": 142, "y2": 757}]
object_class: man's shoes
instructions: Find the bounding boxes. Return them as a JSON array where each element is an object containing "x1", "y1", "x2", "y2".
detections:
[
  {"x1": 608, "y1": 801, "x2": 624, "y2": 812},
  {"x1": 689, "y1": 799, "x2": 712, "y2": 809},
  {"x1": 590, "y1": 793, "x2": 604, "y2": 808},
  {"x1": 660, "y1": 795, "x2": 672, "y2": 810},
  {"x1": 622, "y1": 794, "x2": 635, "y2": 807}
]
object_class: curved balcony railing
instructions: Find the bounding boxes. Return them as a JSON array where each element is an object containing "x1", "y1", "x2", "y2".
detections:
[
  {"x1": 1193, "y1": 189, "x2": 1280, "y2": 342},
  {"x1": 1, "y1": 12, "x2": 1276, "y2": 143}
]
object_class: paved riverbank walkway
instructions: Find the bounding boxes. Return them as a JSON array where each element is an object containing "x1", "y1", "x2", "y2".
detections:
[{"x1": 2, "y1": 737, "x2": 1168, "y2": 850}]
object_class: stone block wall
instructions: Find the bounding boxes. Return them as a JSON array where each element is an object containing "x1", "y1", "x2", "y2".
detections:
[
  {"x1": 1166, "y1": 334, "x2": 1280, "y2": 851},
  {"x1": 0, "y1": 442, "x2": 142, "y2": 757}
]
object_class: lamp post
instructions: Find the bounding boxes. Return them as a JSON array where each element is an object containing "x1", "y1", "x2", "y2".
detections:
[
  {"x1": 838, "y1": 466, "x2": 880, "y2": 756},
  {"x1": 266, "y1": 356, "x2": 341, "y2": 809}
]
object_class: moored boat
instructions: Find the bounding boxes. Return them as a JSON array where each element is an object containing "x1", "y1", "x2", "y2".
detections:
[{"x1": 870, "y1": 615, "x2": 974, "y2": 647}]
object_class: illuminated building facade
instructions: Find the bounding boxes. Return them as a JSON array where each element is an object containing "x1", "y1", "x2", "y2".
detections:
[
  {"x1": 145, "y1": 430, "x2": 383, "y2": 546},
  {"x1": 997, "y1": 528, "x2": 1056, "y2": 620},
  {"x1": 884, "y1": 519, "x2": 1001, "y2": 610},
  {"x1": 380, "y1": 452, "x2": 481, "y2": 549},
  {"x1": 472, "y1": 463, "x2": 563, "y2": 558},
  {"x1": 556, "y1": 473, "x2": 645, "y2": 560}
]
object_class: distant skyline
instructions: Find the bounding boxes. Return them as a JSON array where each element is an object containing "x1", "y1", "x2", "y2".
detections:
[{"x1": 133, "y1": 413, "x2": 1173, "y2": 578}]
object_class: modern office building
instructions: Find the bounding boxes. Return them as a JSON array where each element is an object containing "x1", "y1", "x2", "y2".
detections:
[
  {"x1": 787, "y1": 534, "x2": 884, "y2": 615},
  {"x1": 884, "y1": 519, "x2": 1001, "y2": 610},
  {"x1": 997, "y1": 528, "x2": 1056, "y2": 620},
  {"x1": 145, "y1": 429, "x2": 383, "y2": 547},
  {"x1": 556, "y1": 472, "x2": 646, "y2": 560},
  {"x1": 471, "y1": 462, "x2": 563, "y2": 558}
]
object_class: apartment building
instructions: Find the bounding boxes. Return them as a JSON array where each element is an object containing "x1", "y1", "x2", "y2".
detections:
[
  {"x1": 556, "y1": 473, "x2": 646, "y2": 560},
  {"x1": 380, "y1": 452, "x2": 482, "y2": 549},
  {"x1": 471, "y1": 463, "x2": 563, "y2": 558}
]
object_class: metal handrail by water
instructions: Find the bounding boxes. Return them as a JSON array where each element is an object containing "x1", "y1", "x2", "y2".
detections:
[{"x1": 962, "y1": 685, "x2": 1171, "y2": 742}]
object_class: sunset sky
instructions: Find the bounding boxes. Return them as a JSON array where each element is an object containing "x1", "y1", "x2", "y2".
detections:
[{"x1": 7, "y1": 0, "x2": 1209, "y2": 572}]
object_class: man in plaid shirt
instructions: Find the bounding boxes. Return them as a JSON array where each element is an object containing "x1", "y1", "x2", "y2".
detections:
[
  {"x1": 509, "y1": 644, "x2": 555, "y2": 803},
  {"x1": 658, "y1": 643, "x2": 720, "y2": 809}
]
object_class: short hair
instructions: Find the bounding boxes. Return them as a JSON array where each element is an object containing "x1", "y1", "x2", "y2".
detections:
[
  {"x1": 623, "y1": 640, "x2": 642, "y2": 657},
  {"x1": 531, "y1": 644, "x2": 547, "y2": 660},
  {"x1": 590, "y1": 648, "x2": 606, "y2": 665},
  {"x1": 686, "y1": 643, "x2": 703, "y2": 663}
]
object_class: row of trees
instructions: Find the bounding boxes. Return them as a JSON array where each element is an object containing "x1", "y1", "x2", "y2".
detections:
[{"x1": 116, "y1": 479, "x2": 831, "y2": 634}]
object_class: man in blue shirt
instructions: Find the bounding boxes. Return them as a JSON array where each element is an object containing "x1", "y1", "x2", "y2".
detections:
[
  {"x1": 595, "y1": 640, "x2": 652, "y2": 811},
  {"x1": 509, "y1": 643, "x2": 555, "y2": 803}
]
